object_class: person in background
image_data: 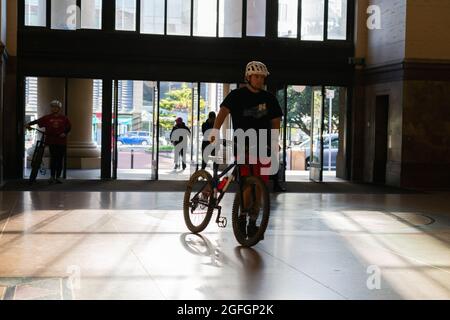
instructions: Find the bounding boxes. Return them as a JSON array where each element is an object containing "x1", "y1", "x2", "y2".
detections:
[
  {"x1": 26, "y1": 100, "x2": 71, "y2": 184},
  {"x1": 170, "y1": 117, "x2": 191, "y2": 170},
  {"x1": 201, "y1": 111, "x2": 216, "y2": 170}
]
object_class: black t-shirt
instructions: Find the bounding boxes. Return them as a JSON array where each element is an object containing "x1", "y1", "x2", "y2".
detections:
[
  {"x1": 221, "y1": 87, "x2": 283, "y2": 131},
  {"x1": 221, "y1": 87, "x2": 283, "y2": 156}
]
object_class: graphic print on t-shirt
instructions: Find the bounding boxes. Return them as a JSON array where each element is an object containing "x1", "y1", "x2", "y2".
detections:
[
  {"x1": 50, "y1": 119, "x2": 63, "y2": 129},
  {"x1": 243, "y1": 103, "x2": 268, "y2": 119}
]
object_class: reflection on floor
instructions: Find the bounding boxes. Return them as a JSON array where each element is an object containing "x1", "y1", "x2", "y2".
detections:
[
  {"x1": 25, "y1": 167, "x2": 343, "y2": 182},
  {"x1": 286, "y1": 170, "x2": 343, "y2": 182},
  {"x1": 0, "y1": 190, "x2": 449, "y2": 300},
  {"x1": 0, "y1": 277, "x2": 73, "y2": 300}
]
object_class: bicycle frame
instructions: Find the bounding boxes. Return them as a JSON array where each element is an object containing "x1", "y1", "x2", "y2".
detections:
[{"x1": 191, "y1": 159, "x2": 258, "y2": 228}]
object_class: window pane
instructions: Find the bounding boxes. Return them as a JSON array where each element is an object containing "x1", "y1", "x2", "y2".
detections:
[
  {"x1": 81, "y1": 0, "x2": 102, "y2": 29},
  {"x1": 219, "y1": 0, "x2": 242, "y2": 38},
  {"x1": 93, "y1": 79, "x2": 103, "y2": 113},
  {"x1": 51, "y1": 0, "x2": 77, "y2": 30},
  {"x1": 278, "y1": 0, "x2": 298, "y2": 38},
  {"x1": 25, "y1": 0, "x2": 46, "y2": 27},
  {"x1": 116, "y1": 0, "x2": 137, "y2": 31},
  {"x1": 193, "y1": 0, "x2": 217, "y2": 37},
  {"x1": 118, "y1": 80, "x2": 134, "y2": 112},
  {"x1": 167, "y1": 0, "x2": 191, "y2": 36},
  {"x1": 301, "y1": 0, "x2": 324, "y2": 41},
  {"x1": 246, "y1": 0, "x2": 266, "y2": 37},
  {"x1": 141, "y1": 0, "x2": 165, "y2": 34},
  {"x1": 328, "y1": 0, "x2": 347, "y2": 40}
]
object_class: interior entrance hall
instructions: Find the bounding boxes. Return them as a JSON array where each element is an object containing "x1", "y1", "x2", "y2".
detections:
[{"x1": 1, "y1": 0, "x2": 450, "y2": 301}]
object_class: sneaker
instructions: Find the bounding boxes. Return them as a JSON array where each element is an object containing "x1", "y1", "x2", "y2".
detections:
[
  {"x1": 55, "y1": 178, "x2": 63, "y2": 184},
  {"x1": 247, "y1": 220, "x2": 264, "y2": 239},
  {"x1": 174, "y1": 165, "x2": 179, "y2": 170},
  {"x1": 237, "y1": 215, "x2": 247, "y2": 237},
  {"x1": 182, "y1": 164, "x2": 187, "y2": 171},
  {"x1": 48, "y1": 177, "x2": 56, "y2": 184}
]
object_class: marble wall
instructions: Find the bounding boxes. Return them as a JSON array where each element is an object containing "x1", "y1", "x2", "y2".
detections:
[
  {"x1": 401, "y1": 80, "x2": 450, "y2": 187},
  {"x1": 366, "y1": 0, "x2": 407, "y2": 66},
  {"x1": 353, "y1": 0, "x2": 450, "y2": 187}
]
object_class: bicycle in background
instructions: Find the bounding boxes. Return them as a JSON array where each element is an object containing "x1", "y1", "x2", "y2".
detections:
[{"x1": 27, "y1": 127, "x2": 47, "y2": 184}]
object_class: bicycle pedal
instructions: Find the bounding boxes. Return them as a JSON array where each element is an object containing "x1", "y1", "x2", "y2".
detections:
[{"x1": 217, "y1": 217, "x2": 227, "y2": 228}]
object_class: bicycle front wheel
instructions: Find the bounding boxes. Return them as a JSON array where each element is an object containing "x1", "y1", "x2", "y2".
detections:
[
  {"x1": 29, "y1": 145, "x2": 45, "y2": 183},
  {"x1": 183, "y1": 170, "x2": 215, "y2": 233},
  {"x1": 232, "y1": 176, "x2": 270, "y2": 247}
]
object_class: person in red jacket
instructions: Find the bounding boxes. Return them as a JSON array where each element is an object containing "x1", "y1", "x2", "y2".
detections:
[{"x1": 26, "y1": 100, "x2": 72, "y2": 184}]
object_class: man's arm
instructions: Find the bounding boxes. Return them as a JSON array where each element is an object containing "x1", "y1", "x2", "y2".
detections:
[
  {"x1": 213, "y1": 107, "x2": 230, "y2": 130},
  {"x1": 25, "y1": 116, "x2": 44, "y2": 129},
  {"x1": 272, "y1": 117, "x2": 282, "y2": 152},
  {"x1": 59, "y1": 118, "x2": 71, "y2": 138},
  {"x1": 271, "y1": 117, "x2": 281, "y2": 130},
  {"x1": 210, "y1": 107, "x2": 230, "y2": 142},
  {"x1": 65, "y1": 118, "x2": 72, "y2": 134}
]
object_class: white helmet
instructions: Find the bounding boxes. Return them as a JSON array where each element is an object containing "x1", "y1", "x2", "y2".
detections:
[
  {"x1": 50, "y1": 100, "x2": 62, "y2": 108},
  {"x1": 245, "y1": 61, "x2": 270, "y2": 79}
]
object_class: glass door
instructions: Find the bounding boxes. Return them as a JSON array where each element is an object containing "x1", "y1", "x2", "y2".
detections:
[
  {"x1": 276, "y1": 86, "x2": 288, "y2": 183},
  {"x1": 151, "y1": 82, "x2": 159, "y2": 180},
  {"x1": 158, "y1": 82, "x2": 194, "y2": 180},
  {"x1": 310, "y1": 86, "x2": 324, "y2": 182},
  {"x1": 190, "y1": 83, "x2": 200, "y2": 175},
  {"x1": 112, "y1": 80, "x2": 119, "y2": 179},
  {"x1": 112, "y1": 80, "x2": 157, "y2": 180}
]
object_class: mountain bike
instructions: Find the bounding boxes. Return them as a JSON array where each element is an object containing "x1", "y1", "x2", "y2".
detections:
[{"x1": 183, "y1": 141, "x2": 270, "y2": 247}]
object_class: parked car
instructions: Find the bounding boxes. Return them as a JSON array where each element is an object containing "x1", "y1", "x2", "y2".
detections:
[
  {"x1": 117, "y1": 131, "x2": 151, "y2": 146},
  {"x1": 117, "y1": 131, "x2": 168, "y2": 147},
  {"x1": 294, "y1": 134, "x2": 339, "y2": 169}
]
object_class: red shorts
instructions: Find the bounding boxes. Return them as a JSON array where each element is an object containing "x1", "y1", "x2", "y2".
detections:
[{"x1": 239, "y1": 157, "x2": 271, "y2": 184}]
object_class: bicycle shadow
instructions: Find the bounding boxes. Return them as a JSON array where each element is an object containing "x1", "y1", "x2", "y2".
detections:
[
  {"x1": 180, "y1": 233, "x2": 266, "y2": 297},
  {"x1": 180, "y1": 233, "x2": 225, "y2": 268},
  {"x1": 180, "y1": 233, "x2": 265, "y2": 270}
]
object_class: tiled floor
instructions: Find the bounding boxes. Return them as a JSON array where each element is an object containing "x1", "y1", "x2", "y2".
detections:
[{"x1": 0, "y1": 190, "x2": 449, "y2": 300}]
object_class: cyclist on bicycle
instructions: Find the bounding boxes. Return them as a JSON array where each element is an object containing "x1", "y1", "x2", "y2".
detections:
[
  {"x1": 210, "y1": 61, "x2": 283, "y2": 237},
  {"x1": 26, "y1": 100, "x2": 71, "y2": 184}
]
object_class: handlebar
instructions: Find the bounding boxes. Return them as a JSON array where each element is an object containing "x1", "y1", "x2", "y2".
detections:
[{"x1": 27, "y1": 126, "x2": 46, "y2": 135}]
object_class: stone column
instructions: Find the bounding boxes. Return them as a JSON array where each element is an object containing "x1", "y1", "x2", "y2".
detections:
[{"x1": 66, "y1": 78, "x2": 101, "y2": 169}]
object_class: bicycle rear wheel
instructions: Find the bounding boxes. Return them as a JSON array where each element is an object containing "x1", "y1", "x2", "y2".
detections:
[
  {"x1": 232, "y1": 176, "x2": 270, "y2": 247},
  {"x1": 29, "y1": 144, "x2": 45, "y2": 184},
  {"x1": 183, "y1": 170, "x2": 215, "y2": 233}
]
